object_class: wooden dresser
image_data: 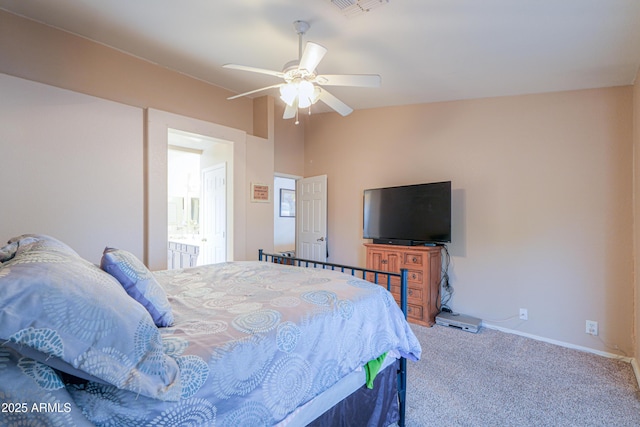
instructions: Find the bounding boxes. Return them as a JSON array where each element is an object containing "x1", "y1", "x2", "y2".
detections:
[{"x1": 365, "y1": 243, "x2": 442, "y2": 327}]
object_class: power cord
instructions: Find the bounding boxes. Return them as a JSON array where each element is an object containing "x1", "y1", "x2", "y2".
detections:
[{"x1": 437, "y1": 244, "x2": 453, "y2": 313}]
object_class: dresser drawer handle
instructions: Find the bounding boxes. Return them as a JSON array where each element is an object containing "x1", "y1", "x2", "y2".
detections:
[
  {"x1": 412, "y1": 257, "x2": 418, "y2": 263},
  {"x1": 411, "y1": 273, "x2": 417, "y2": 280},
  {"x1": 408, "y1": 289, "x2": 413, "y2": 296}
]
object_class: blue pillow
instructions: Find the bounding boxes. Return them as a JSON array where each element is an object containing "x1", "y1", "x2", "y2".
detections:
[
  {"x1": 101, "y1": 247, "x2": 174, "y2": 327},
  {"x1": 0, "y1": 235, "x2": 181, "y2": 401}
]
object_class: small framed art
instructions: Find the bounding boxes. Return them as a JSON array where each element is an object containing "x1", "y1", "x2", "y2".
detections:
[{"x1": 251, "y1": 183, "x2": 270, "y2": 203}]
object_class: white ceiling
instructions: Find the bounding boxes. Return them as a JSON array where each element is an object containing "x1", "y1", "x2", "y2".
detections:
[{"x1": 2, "y1": 0, "x2": 640, "y2": 113}]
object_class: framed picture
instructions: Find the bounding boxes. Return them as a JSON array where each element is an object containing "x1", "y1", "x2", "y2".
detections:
[
  {"x1": 280, "y1": 189, "x2": 296, "y2": 217},
  {"x1": 250, "y1": 182, "x2": 270, "y2": 203}
]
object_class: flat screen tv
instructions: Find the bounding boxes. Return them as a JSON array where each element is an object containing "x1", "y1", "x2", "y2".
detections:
[{"x1": 363, "y1": 181, "x2": 451, "y2": 245}]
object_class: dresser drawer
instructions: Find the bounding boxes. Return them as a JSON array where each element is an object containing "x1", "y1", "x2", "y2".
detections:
[
  {"x1": 404, "y1": 252, "x2": 424, "y2": 266},
  {"x1": 407, "y1": 286, "x2": 423, "y2": 301},
  {"x1": 389, "y1": 285, "x2": 423, "y2": 304},
  {"x1": 388, "y1": 295, "x2": 423, "y2": 319},
  {"x1": 406, "y1": 270, "x2": 423, "y2": 284},
  {"x1": 406, "y1": 304, "x2": 423, "y2": 321}
]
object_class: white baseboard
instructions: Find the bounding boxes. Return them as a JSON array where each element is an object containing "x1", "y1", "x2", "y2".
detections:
[
  {"x1": 481, "y1": 322, "x2": 634, "y2": 363},
  {"x1": 631, "y1": 358, "x2": 640, "y2": 389}
]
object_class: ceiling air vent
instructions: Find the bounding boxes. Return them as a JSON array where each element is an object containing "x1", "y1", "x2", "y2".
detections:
[{"x1": 330, "y1": 0, "x2": 390, "y2": 18}]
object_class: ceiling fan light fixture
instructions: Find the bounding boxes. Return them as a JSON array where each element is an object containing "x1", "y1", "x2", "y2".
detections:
[
  {"x1": 279, "y1": 83, "x2": 298, "y2": 106},
  {"x1": 298, "y1": 80, "x2": 315, "y2": 108},
  {"x1": 280, "y1": 79, "x2": 321, "y2": 109},
  {"x1": 298, "y1": 97, "x2": 311, "y2": 109}
]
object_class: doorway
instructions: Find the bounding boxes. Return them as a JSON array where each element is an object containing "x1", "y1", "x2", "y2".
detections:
[
  {"x1": 273, "y1": 174, "x2": 328, "y2": 262},
  {"x1": 167, "y1": 128, "x2": 230, "y2": 268},
  {"x1": 274, "y1": 175, "x2": 297, "y2": 254}
]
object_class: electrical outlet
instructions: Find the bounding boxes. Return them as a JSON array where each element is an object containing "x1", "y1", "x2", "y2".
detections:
[
  {"x1": 519, "y1": 308, "x2": 528, "y2": 321},
  {"x1": 586, "y1": 320, "x2": 598, "y2": 336}
]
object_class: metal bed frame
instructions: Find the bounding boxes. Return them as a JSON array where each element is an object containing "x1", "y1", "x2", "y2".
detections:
[{"x1": 258, "y1": 250, "x2": 409, "y2": 427}]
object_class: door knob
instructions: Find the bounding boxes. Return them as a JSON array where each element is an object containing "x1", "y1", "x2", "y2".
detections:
[{"x1": 317, "y1": 237, "x2": 325, "y2": 242}]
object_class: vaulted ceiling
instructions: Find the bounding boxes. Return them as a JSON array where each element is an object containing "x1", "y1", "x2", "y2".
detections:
[{"x1": 2, "y1": 0, "x2": 640, "y2": 113}]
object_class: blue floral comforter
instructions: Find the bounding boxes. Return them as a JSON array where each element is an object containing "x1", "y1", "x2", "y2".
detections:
[{"x1": 3, "y1": 261, "x2": 421, "y2": 426}]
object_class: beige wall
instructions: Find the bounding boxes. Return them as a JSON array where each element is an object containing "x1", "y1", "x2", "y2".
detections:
[
  {"x1": 0, "y1": 10, "x2": 253, "y2": 134},
  {"x1": 633, "y1": 69, "x2": 640, "y2": 363},
  {"x1": 0, "y1": 10, "x2": 294, "y2": 265},
  {"x1": 305, "y1": 87, "x2": 634, "y2": 355},
  {"x1": 0, "y1": 74, "x2": 144, "y2": 263},
  {"x1": 274, "y1": 102, "x2": 306, "y2": 176},
  {"x1": 245, "y1": 134, "x2": 276, "y2": 257}
]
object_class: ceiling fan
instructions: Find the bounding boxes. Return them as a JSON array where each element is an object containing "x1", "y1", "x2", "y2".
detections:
[{"x1": 223, "y1": 20, "x2": 381, "y2": 124}]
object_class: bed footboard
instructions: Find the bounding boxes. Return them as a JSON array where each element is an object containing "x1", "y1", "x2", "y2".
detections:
[{"x1": 258, "y1": 250, "x2": 409, "y2": 427}]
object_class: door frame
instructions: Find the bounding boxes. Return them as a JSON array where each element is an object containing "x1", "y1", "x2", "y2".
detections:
[
  {"x1": 147, "y1": 108, "x2": 247, "y2": 270},
  {"x1": 274, "y1": 173, "x2": 301, "y2": 254}
]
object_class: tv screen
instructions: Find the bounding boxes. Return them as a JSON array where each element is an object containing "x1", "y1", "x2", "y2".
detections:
[{"x1": 363, "y1": 181, "x2": 451, "y2": 244}]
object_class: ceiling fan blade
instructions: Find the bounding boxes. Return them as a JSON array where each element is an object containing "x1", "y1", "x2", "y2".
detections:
[
  {"x1": 318, "y1": 89, "x2": 353, "y2": 117},
  {"x1": 298, "y1": 42, "x2": 327, "y2": 73},
  {"x1": 227, "y1": 83, "x2": 283, "y2": 100},
  {"x1": 315, "y1": 74, "x2": 381, "y2": 88},
  {"x1": 283, "y1": 103, "x2": 297, "y2": 119},
  {"x1": 223, "y1": 63, "x2": 284, "y2": 78}
]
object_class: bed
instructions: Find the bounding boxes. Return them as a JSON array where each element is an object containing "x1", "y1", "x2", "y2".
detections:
[{"x1": 0, "y1": 234, "x2": 421, "y2": 426}]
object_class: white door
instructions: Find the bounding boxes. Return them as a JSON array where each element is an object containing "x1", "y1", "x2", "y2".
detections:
[
  {"x1": 296, "y1": 175, "x2": 328, "y2": 262},
  {"x1": 202, "y1": 164, "x2": 226, "y2": 264}
]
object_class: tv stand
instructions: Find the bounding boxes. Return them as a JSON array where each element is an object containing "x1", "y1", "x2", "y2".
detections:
[{"x1": 365, "y1": 243, "x2": 442, "y2": 327}]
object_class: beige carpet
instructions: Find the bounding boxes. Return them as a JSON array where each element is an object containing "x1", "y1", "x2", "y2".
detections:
[{"x1": 405, "y1": 324, "x2": 640, "y2": 426}]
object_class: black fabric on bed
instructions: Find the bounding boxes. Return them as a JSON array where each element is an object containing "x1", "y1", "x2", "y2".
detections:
[{"x1": 307, "y1": 359, "x2": 400, "y2": 427}]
